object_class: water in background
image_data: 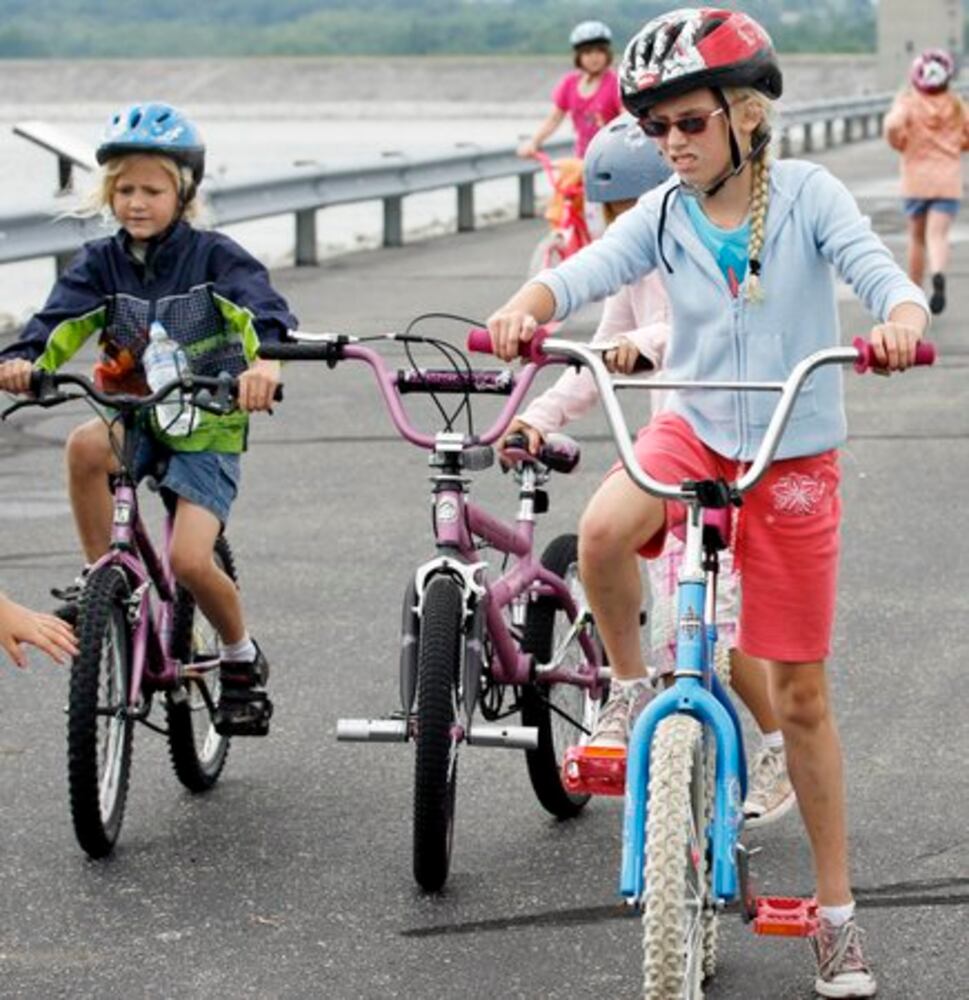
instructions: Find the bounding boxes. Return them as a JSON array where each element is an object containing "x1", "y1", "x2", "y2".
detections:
[{"x1": 0, "y1": 54, "x2": 878, "y2": 326}]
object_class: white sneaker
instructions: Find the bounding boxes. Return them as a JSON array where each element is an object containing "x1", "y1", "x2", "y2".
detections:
[
  {"x1": 812, "y1": 917, "x2": 877, "y2": 997},
  {"x1": 588, "y1": 677, "x2": 655, "y2": 750},
  {"x1": 743, "y1": 745, "x2": 796, "y2": 828}
]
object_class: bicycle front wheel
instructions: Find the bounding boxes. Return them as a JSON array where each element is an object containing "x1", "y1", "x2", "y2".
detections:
[
  {"x1": 641, "y1": 714, "x2": 710, "y2": 1000},
  {"x1": 413, "y1": 574, "x2": 463, "y2": 892},
  {"x1": 520, "y1": 533, "x2": 603, "y2": 818},
  {"x1": 68, "y1": 565, "x2": 134, "y2": 858},
  {"x1": 165, "y1": 535, "x2": 235, "y2": 792}
]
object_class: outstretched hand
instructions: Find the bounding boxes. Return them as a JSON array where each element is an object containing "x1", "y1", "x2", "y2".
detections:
[{"x1": 0, "y1": 593, "x2": 77, "y2": 668}]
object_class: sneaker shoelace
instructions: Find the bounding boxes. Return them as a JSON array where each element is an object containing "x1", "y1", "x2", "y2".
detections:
[{"x1": 817, "y1": 921, "x2": 870, "y2": 979}]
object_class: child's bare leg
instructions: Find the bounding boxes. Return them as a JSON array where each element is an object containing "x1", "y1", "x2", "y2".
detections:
[
  {"x1": 168, "y1": 499, "x2": 244, "y2": 645},
  {"x1": 730, "y1": 649, "x2": 781, "y2": 732},
  {"x1": 906, "y1": 213, "x2": 927, "y2": 286},
  {"x1": 925, "y1": 209, "x2": 952, "y2": 275},
  {"x1": 578, "y1": 471, "x2": 664, "y2": 680},
  {"x1": 65, "y1": 418, "x2": 120, "y2": 562},
  {"x1": 768, "y1": 659, "x2": 851, "y2": 906}
]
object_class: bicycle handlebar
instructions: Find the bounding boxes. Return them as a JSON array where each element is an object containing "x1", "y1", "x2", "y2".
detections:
[
  {"x1": 259, "y1": 332, "x2": 559, "y2": 450},
  {"x1": 468, "y1": 329, "x2": 936, "y2": 503},
  {"x1": 1, "y1": 370, "x2": 283, "y2": 421},
  {"x1": 467, "y1": 326, "x2": 655, "y2": 373}
]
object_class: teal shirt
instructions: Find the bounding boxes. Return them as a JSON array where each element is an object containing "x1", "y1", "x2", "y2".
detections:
[{"x1": 683, "y1": 195, "x2": 749, "y2": 297}]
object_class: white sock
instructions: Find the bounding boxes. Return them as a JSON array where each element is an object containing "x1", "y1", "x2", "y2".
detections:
[
  {"x1": 819, "y1": 901, "x2": 855, "y2": 928},
  {"x1": 221, "y1": 634, "x2": 256, "y2": 662},
  {"x1": 761, "y1": 730, "x2": 784, "y2": 752}
]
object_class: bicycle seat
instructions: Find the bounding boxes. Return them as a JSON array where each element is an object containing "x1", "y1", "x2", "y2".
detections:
[
  {"x1": 503, "y1": 432, "x2": 580, "y2": 474},
  {"x1": 670, "y1": 507, "x2": 732, "y2": 550}
]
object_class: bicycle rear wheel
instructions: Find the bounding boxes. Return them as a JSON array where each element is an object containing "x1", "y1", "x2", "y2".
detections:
[
  {"x1": 68, "y1": 565, "x2": 134, "y2": 858},
  {"x1": 527, "y1": 231, "x2": 565, "y2": 278},
  {"x1": 520, "y1": 533, "x2": 603, "y2": 818},
  {"x1": 165, "y1": 535, "x2": 235, "y2": 792},
  {"x1": 641, "y1": 714, "x2": 710, "y2": 1000},
  {"x1": 412, "y1": 574, "x2": 463, "y2": 892}
]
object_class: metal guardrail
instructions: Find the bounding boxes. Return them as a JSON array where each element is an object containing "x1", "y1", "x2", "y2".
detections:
[{"x1": 3, "y1": 86, "x2": 966, "y2": 272}]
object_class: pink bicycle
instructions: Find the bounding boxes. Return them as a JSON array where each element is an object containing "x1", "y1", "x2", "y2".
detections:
[
  {"x1": 527, "y1": 150, "x2": 593, "y2": 275},
  {"x1": 260, "y1": 317, "x2": 620, "y2": 892}
]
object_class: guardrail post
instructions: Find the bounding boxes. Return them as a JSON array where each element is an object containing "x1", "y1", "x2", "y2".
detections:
[
  {"x1": 780, "y1": 127, "x2": 792, "y2": 159},
  {"x1": 457, "y1": 183, "x2": 475, "y2": 232},
  {"x1": 861, "y1": 115, "x2": 872, "y2": 140},
  {"x1": 295, "y1": 209, "x2": 318, "y2": 267},
  {"x1": 384, "y1": 195, "x2": 403, "y2": 247},
  {"x1": 802, "y1": 122, "x2": 813, "y2": 153},
  {"x1": 875, "y1": 111, "x2": 885, "y2": 137},
  {"x1": 519, "y1": 172, "x2": 536, "y2": 219},
  {"x1": 824, "y1": 119, "x2": 834, "y2": 149}
]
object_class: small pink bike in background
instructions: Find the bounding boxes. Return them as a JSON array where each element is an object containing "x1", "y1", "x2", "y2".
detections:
[{"x1": 527, "y1": 150, "x2": 592, "y2": 276}]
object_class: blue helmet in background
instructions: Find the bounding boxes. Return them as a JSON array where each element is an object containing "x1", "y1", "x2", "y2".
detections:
[
  {"x1": 96, "y1": 102, "x2": 205, "y2": 190},
  {"x1": 583, "y1": 115, "x2": 673, "y2": 204}
]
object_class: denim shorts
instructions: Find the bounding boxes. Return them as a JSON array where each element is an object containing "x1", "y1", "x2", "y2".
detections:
[
  {"x1": 133, "y1": 432, "x2": 241, "y2": 525},
  {"x1": 903, "y1": 197, "x2": 960, "y2": 217}
]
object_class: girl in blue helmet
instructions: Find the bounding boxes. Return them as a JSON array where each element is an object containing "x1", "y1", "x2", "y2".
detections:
[
  {"x1": 505, "y1": 116, "x2": 795, "y2": 829},
  {"x1": 518, "y1": 20, "x2": 622, "y2": 160},
  {"x1": 0, "y1": 101, "x2": 297, "y2": 736}
]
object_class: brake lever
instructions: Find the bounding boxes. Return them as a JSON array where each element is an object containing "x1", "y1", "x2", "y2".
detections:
[{"x1": 1, "y1": 391, "x2": 74, "y2": 420}]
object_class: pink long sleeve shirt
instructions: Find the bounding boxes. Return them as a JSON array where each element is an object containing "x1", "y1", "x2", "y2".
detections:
[
  {"x1": 519, "y1": 271, "x2": 670, "y2": 434},
  {"x1": 884, "y1": 89, "x2": 969, "y2": 199}
]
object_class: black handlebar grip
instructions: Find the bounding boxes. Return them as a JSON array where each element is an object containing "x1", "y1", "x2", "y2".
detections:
[{"x1": 258, "y1": 341, "x2": 343, "y2": 362}]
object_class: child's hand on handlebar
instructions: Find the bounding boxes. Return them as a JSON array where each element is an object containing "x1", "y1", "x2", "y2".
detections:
[
  {"x1": 486, "y1": 309, "x2": 539, "y2": 362},
  {"x1": 499, "y1": 417, "x2": 545, "y2": 457},
  {"x1": 603, "y1": 337, "x2": 643, "y2": 375},
  {"x1": 0, "y1": 359, "x2": 34, "y2": 395},
  {"x1": 868, "y1": 313, "x2": 925, "y2": 372},
  {"x1": 237, "y1": 358, "x2": 281, "y2": 412}
]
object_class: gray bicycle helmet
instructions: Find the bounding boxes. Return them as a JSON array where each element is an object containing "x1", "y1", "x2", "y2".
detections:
[
  {"x1": 570, "y1": 20, "x2": 612, "y2": 48},
  {"x1": 583, "y1": 115, "x2": 673, "y2": 204}
]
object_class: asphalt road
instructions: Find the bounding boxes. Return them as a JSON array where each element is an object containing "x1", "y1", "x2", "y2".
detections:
[{"x1": 1, "y1": 137, "x2": 967, "y2": 1000}]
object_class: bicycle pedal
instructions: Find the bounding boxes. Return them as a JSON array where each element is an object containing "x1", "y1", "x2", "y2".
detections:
[
  {"x1": 562, "y1": 745, "x2": 626, "y2": 796},
  {"x1": 751, "y1": 896, "x2": 819, "y2": 938},
  {"x1": 213, "y1": 690, "x2": 273, "y2": 737}
]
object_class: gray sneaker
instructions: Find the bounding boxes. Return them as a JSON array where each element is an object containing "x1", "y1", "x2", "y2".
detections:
[
  {"x1": 588, "y1": 677, "x2": 655, "y2": 749},
  {"x1": 743, "y1": 745, "x2": 796, "y2": 828},
  {"x1": 812, "y1": 917, "x2": 877, "y2": 998}
]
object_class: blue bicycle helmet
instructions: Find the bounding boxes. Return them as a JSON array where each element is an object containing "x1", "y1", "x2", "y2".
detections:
[
  {"x1": 96, "y1": 102, "x2": 205, "y2": 190},
  {"x1": 583, "y1": 115, "x2": 673, "y2": 204}
]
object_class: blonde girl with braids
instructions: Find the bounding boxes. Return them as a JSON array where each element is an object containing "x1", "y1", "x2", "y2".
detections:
[{"x1": 486, "y1": 9, "x2": 929, "y2": 998}]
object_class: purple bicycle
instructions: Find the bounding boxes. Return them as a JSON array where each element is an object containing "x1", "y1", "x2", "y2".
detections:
[
  {"x1": 2, "y1": 369, "x2": 279, "y2": 858},
  {"x1": 260, "y1": 319, "x2": 615, "y2": 892}
]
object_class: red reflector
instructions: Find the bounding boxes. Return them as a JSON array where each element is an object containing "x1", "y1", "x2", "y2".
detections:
[
  {"x1": 752, "y1": 896, "x2": 819, "y2": 937},
  {"x1": 561, "y1": 745, "x2": 626, "y2": 796}
]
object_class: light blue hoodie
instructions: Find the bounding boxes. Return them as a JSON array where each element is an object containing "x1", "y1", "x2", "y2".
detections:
[{"x1": 536, "y1": 159, "x2": 928, "y2": 461}]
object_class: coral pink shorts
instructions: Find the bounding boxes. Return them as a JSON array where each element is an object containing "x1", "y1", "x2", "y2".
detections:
[{"x1": 620, "y1": 413, "x2": 841, "y2": 663}]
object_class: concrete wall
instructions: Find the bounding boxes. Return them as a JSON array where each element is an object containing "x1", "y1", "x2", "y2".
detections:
[{"x1": 878, "y1": 0, "x2": 964, "y2": 90}]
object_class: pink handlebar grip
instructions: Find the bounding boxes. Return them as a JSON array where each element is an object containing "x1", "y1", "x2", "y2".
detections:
[
  {"x1": 852, "y1": 336, "x2": 936, "y2": 373},
  {"x1": 467, "y1": 326, "x2": 549, "y2": 364}
]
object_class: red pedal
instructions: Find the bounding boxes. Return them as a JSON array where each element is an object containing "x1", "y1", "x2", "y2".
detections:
[
  {"x1": 752, "y1": 896, "x2": 818, "y2": 937},
  {"x1": 561, "y1": 746, "x2": 626, "y2": 796}
]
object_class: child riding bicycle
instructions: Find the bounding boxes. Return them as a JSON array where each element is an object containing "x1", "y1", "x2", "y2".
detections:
[
  {"x1": 0, "y1": 102, "x2": 297, "y2": 736},
  {"x1": 488, "y1": 9, "x2": 929, "y2": 997},
  {"x1": 505, "y1": 114, "x2": 794, "y2": 829}
]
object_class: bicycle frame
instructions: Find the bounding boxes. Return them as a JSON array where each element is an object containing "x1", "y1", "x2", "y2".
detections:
[{"x1": 531, "y1": 151, "x2": 592, "y2": 262}]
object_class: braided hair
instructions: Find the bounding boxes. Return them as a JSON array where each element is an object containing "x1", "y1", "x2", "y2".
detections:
[{"x1": 726, "y1": 88, "x2": 773, "y2": 303}]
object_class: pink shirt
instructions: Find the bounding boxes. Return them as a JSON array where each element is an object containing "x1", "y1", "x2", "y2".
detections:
[
  {"x1": 552, "y1": 69, "x2": 623, "y2": 157},
  {"x1": 884, "y1": 89, "x2": 969, "y2": 199},
  {"x1": 520, "y1": 271, "x2": 670, "y2": 434}
]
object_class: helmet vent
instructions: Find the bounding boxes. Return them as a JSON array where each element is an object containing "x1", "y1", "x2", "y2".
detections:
[
  {"x1": 696, "y1": 15, "x2": 727, "y2": 42},
  {"x1": 659, "y1": 21, "x2": 687, "y2": 61},
  {"x1": 129, "y1": 110, "x2": 142, "y2": 128}
]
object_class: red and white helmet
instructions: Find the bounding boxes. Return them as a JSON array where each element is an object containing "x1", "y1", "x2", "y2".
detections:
[
  {"x1": 910, "y1": 49, "x2": 955, "y2": 94},
  {"x1": 619, "y1": 7, "x2": 782, "y2": 116}
]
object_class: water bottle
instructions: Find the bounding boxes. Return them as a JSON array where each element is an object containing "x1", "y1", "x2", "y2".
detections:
[{"x1": 142, "y1": 320, "x2": 196, "y2": 437}]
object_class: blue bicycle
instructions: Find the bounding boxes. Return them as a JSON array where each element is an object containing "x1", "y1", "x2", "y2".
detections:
[{"x1": 471, "y1": 328, "x2": 934, "y2": 998}]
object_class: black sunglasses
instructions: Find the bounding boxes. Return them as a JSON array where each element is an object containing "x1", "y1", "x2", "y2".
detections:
[{"x1": 639, "y1": 106, "x2": 726, "y2": 139}]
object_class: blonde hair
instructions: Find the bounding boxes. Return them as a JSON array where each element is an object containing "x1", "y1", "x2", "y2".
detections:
[
  {"x1": 74, "y1": 153, "x2": 203, "y2": 224},
  {"x1": 726, "y1": 87, "x2": 773, "y2": 303}
]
